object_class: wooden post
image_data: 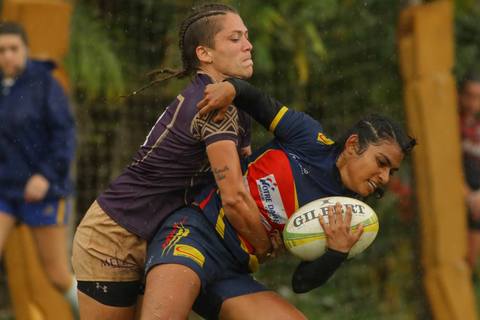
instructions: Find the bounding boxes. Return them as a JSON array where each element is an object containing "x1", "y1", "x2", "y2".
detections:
[
  {"x1": 398, "y1": 1, "x2": 478, "y2": 319},
  {"x1": 2, "y1": 1, "x2": 73, "y2": 319}
]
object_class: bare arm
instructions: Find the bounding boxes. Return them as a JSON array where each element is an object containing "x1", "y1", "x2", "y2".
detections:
[{"x1": 206, "y1": 140, "x2": 272, "y2": 261}]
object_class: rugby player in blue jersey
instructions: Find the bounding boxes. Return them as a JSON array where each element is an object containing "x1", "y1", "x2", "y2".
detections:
[
  {"x1": 142, "y1": 79, "x2": 416, "y2": 319},
  {"x1": 72, "y1": 4, "x2": 278, "y2": 320}
]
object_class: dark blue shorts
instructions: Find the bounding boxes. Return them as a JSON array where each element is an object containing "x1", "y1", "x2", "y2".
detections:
[
  {"x1": 0, "y1": 197, "x2": 70, "y2": 226},
  {"x1": 146, "y1": 207, "x2": 267, "y2": 319}
]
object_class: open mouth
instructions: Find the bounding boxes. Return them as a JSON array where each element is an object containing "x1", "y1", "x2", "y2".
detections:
[{"x1": 367, "y1": 180, "x2": 378, "y2": 192}]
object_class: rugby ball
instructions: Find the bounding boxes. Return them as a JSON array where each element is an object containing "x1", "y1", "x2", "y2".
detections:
[{"x1": 283, "y1": 196, "x2": 379, "y2": 261}]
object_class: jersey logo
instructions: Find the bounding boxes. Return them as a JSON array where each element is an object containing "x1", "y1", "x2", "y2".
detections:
[
  {"x1": 317, "y1": 132, "x2": 334, "y2": 145},
  {"x1": 162, "y1": 218, "x2": 190, "y2": 256},
  {"x1": 256, "y1": 174, "x2": 288, "y2": 225},
  {"x1": 173, "y1": 244, "x2": 205, "y2": 267},
  {"x1": 43, "y1": 205, "x2": 55, "y2": 216}
]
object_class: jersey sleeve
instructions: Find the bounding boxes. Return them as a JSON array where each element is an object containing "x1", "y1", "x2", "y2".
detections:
[
  {"x1": 291, "y1": 248, "x2": 348, "y2": 293},
  {"x1": 36, "y1": 75, "x2": 75, "y2": 184},
  {"x1": 191, "y1": 105, "x2": 241, "y2": 146},
  {"x1": 269, "y1": 108, "x2": 335, "y2": 151},
  {"x1": 226, "y1": 78, "x2": 334, "y2": 151},
  {"x1": 238, "y1": 111, "x2": 252, "y2": 148}
]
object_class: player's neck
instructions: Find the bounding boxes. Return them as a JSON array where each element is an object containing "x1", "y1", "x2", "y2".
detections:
[{"x1": 197, "y1": 66, "x2": 226, "y2": 83}]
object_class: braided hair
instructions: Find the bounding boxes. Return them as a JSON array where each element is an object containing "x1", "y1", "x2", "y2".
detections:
[
  {"x1": 336, "y1": 114, "x2": 416, "y2": 198},
  {"x1": 130, "y1": 4, "x2": 237, "y2": 96},
  {"x1": 337, "y1": 114, "x2": 416, "y2": 156}
]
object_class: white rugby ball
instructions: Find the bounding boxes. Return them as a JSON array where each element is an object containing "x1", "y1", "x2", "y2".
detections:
[{"x1": 283, "y1": 196, "x2": 379, "y2": 261}]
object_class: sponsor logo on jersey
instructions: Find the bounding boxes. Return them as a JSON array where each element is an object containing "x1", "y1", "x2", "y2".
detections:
[
  {"x1": 317, "y1": 132, "x2": 334, "y2": 145},
  {"x1": 256, "y1": 174, "x2": 287, "y2": 225}
]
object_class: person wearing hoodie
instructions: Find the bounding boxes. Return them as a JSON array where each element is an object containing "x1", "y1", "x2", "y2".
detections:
[{"x1": 0, "y1": 22, "x2": 78, "y2": 316}]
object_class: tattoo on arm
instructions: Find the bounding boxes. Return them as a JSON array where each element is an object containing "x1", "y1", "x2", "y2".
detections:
[{"x1": 213, "y1": 166, "x2": 230, "y2": 181}]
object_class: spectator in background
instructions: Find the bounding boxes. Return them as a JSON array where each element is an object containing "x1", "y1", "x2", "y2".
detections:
[
  {"x1": 0, "y1": 22, "x2": 78, "y2": 316},
  {"x1": 459, "y1": 71, "x2": 480, "y2": 273}
]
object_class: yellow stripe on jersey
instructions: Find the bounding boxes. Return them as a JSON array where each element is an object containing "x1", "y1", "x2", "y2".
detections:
[
  {"x1": 215, "y1": 208, "x2": 226, "y2": 238},
  {"x1": 174, "y1": 244, "x2": 205, "y2": 267},
  {"x1": 237, "y1": 223, "x2": 259, "y2": 272},
  {"x1": 269, "y1": 106, "x2": 289, "y2": 132},
  {"x1": 56, "y1": 199, "x2": 66, "y2": 225},
  {"x1": 248, "y1": 254, "x2": 259, "y2": 273},
  {"x1": 239, "y1": 236, "x2": 249, "y2": 252}
]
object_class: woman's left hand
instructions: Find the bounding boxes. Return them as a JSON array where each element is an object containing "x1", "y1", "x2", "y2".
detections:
[{"x1": 320, "y1": 202, "x2": 364, "y2": 253}]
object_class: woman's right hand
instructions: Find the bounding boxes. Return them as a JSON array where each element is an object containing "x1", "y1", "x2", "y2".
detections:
[{"x1": 256, "y1": 230, "x2": 285, "y2": 263}]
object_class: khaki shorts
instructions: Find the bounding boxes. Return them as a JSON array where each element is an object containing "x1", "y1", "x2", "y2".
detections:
[{"x1": 72, "y1": 201, "x2": 147, "y2": 282}]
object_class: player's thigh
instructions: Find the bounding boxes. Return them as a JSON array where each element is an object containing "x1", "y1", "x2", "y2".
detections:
[
  {"x1": 31, "y1": 225, "x2": 71, "y2": 285},
  {"x1": 142, "y1": 208, "x2": 212, "y2": 319},
  {"x1": 73, "y1": 201, "x2": 146, "y2": 309},
  {"x1": 219, "y1": 291, "x2": 306, "y2": 320},
  {"x1": 31, "y1": 224, "x2": 69, "y2": 264},
  {"x1": 78, "y1": 290, "x2": 136, "y2": 320},
  {"x1": 0, "y1": 210, "x2": 17, "y2": 254},
  {"x1": 22, "y1": 197, "x2": 72, "y2": 282},
  {"x1": 0, "y1": 198, "x2": 18, "y2": 253},
  {"x1": 142, "y1": 264, "x2": 201, "y2": 320}
]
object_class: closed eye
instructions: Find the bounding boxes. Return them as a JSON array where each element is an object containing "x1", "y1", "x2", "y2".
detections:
[{"x1": 376, "y1": 157, "x2": 387, "y2": 168}]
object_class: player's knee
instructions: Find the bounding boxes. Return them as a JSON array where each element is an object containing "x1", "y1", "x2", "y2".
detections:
[{"x1": 143, "y1": 302, "x2": 191, "y2": 320}]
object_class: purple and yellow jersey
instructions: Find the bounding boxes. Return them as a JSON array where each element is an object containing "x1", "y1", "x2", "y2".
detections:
[
  {"x1": 97, "y1": 73, "x2": 251, "y2": 240},
  {"x1": 196, "y1": 107, "x2": 357, "y2": 271}
]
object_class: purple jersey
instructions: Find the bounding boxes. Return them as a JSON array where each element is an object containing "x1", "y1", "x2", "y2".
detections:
[{"x1": 97, "y1": 73, "x2": 251, "y2": 240}]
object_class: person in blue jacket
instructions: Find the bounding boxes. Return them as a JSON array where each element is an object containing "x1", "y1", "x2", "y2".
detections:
[{"x1": 0, "y1": 22, "x2": 78, "y2": 315}]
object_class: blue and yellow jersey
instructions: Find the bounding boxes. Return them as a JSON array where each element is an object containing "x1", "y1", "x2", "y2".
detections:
[{"x1": 196, "y1": 107, "x2": 358, "y2": 271}]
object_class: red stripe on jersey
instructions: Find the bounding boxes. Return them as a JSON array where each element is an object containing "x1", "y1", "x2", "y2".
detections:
[
  {"x1": 237, "y1": 234, "x2": 254, "y2": 254},
  {"x1": 246, "y1": 149, "x2": 296, "y2": 231},
  {"x1": 198, "y1": 189, "x2": 216, "y2": 209}
]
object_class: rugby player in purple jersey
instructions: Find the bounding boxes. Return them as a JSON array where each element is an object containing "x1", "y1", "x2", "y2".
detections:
[{"x1": 71, "y1": 4, "x2": 275, "y2": 319}]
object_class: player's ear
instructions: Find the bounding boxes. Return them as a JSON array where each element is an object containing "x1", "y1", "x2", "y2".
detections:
[
  {"x1": 344, "y1": 134, "x2": 360, "y2": 156},
  {"x1": 196, "y1": 45, "x2": 213, "y2": 64}
]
